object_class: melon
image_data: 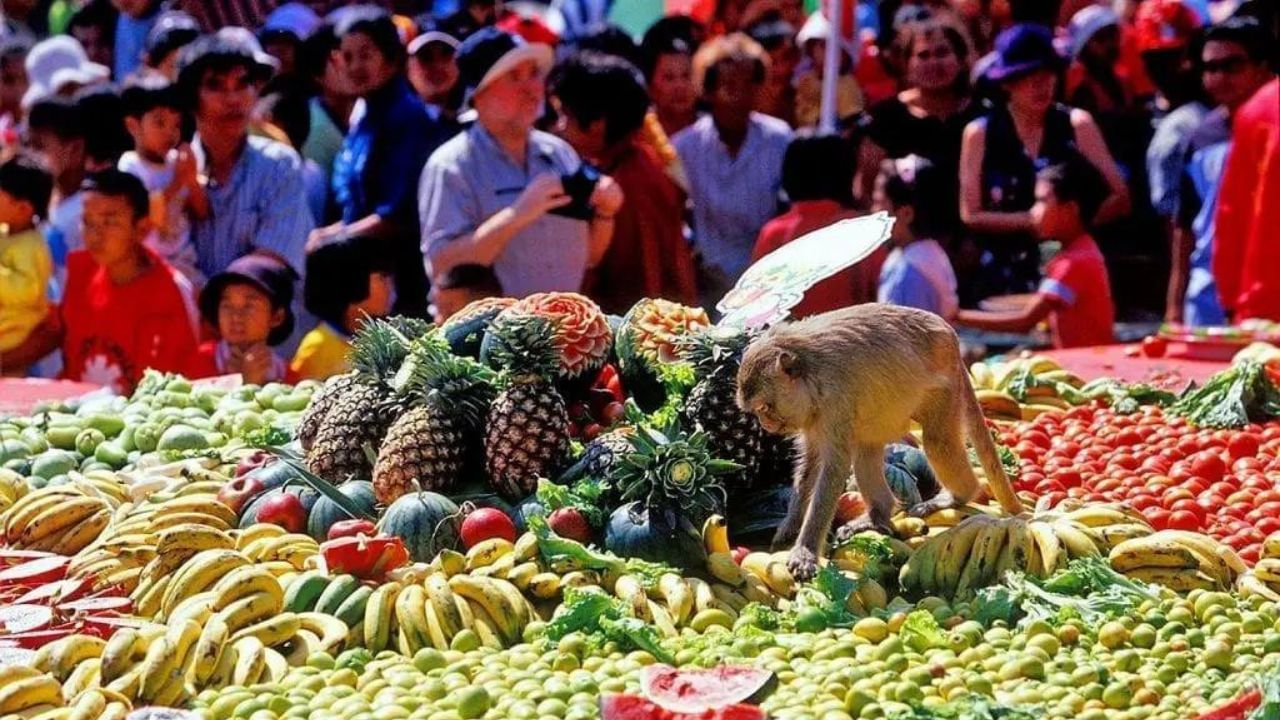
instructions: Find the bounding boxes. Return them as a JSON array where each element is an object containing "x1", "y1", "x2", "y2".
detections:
[
  {"x1": 605, "y1": 503, "x2": 705, "y2": 570},
  {"x1": 376, "y1": 491, "x2": 461, "y2": 562},
  {"x1": 640, "y1": 665, "x2": 775, "y2": 713},
  {"x1": 440, "y1": 297, "x2": 516, "y2": 358},
  {"x1": 885, "y1": 443, "x2": 939, "y2": 498},
  {"x1": 306, "y1": 480, "x2": 379, "y2": 541},
  {"x1": 600, "y1": 694, "x2": 767, "y2": 720}
]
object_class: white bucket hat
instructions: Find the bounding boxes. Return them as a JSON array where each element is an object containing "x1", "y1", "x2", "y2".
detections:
[{"x1": 23, "y1": 36, "x2": 109, "y2": 109}]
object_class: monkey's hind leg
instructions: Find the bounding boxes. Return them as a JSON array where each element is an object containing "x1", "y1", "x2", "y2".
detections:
[
  {"x1": 908, "y1": 391, "x2": 980, "y2": 518},
  {"x1": 772, "y1": 438, "x2": 818, "y2": 551},
  {"x1": 834, "y1": 443, "x2": 897, "y2": 543}
]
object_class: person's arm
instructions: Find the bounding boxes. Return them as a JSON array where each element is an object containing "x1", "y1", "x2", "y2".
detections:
[
  {"x1": 853, "y1": 137, "x2": 887, "y2": 208},
  {"x1": 1165, "y1": 223, "x2": 1193, "y2": 323},
  {"x1": 585, "y1": 175, "x2": 624, "y2": 269},
  {"x1": 958, "y1": 120, "x2": 1035, "y2": 234},
  {"x1": 1071, "y1": 109, "x2": 1131, "y2": 225},
  {"x1": 0, "y1": 312, "x2": 62, "y2": 373},
  {"x1": 954, "y1": 293, "x2": 1055, "y2": 333},
  {"x1": 171, "y1": 144, "x2": 209, "y2": 220}
]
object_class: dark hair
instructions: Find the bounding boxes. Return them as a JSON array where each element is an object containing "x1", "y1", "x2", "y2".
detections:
[
  {"x1": 75, "y1": 86, "x2": 134, "y2": 168},
  {"x1": 878, "y1": 155, "x2": 951, "y2": 239},
  {"x1": 120, "y1": 75, "x2": 182, "y2": 118},
  {"x1": 257, "y1": 90, "x2": 311, "y2": 150},
  {"x1": 893, "y1": 18, "x2": 972, "y2": 94},
  {"x1": 1037, "y1": 160, "x2": 1103, "y2": 224},
  {"x1": 549, "y1": 52, "x2": 649, "y2": 146},
  {"x1": 145, "y1": 13, "x2": 201, "y2": 67},
  {"x1": 335, "y1": 5, "x2": 406, "y2": 65},
  {"x1": 641, "y1": 15, "x2": 703, "y2": 77},
  {"x1": 26, "y1": 97, "x2": 86, "y2": 140},
  {"x1": 299, "y1": 24, "x2": 340, "y2": 82},
  {"x1": 81, "y1": 169, "x2": 150, "y2": 220},
  {"x1": 1203, "y1": 16, "x2": 1273, "y2": 63},
  {"x1": 437, "y1": 263, "x2": 502, "y2": 293},
  {"x1": 68, "y1": 0, "x2": 118, "y2": 38},
  {"x1": 0, "y1": 154, "x2": 54, "y2": 220},
  {"x1": 694, "y1": 33, "x2": 768, "y2": 95},
  {"x1": 576, "y1": 25, "x2": 641, "y2": 66},
  {"x1": 640, "y1": 33, "x2": 693, "y2": 80},
  {"x1": 304, "y1": 234, "x2": 397, "y2": 327},
  {"x1": 177, "y1": 35, "x2": 274, "y2": 108},
  {"x1": 0, "y1": 36, "x2": 32, "y2": 63},
  {"x1": 781, "y1": 132, "x2": 853, "y2": 204},
  {"x1": 746, "y1": 19, "x2": 796, "y2": 52}
]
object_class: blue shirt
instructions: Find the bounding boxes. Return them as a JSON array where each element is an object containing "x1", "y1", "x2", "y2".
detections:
[
  {"x1": 673, "y1": 113, "x2": 791, "y2": 280},
  {"x1": 1147, "y1": 102, "x2": 1208, "y2": 220},
  {"x1": 1176, "y1": 110, "x2": 1231, "y2": 326},
  {"x1": 418, "y1": 123, "x2": 589, "y2": 297},
  {"x1": 333, "y1": 76, "x2": 450, "y2": 232},
  {"x1": 114, "y1": 11, "x2": 158, "y2": 79}
]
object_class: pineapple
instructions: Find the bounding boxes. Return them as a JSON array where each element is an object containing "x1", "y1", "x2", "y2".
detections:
[
  {"x1": 296, "y1": 371, "x2": 357, "y2": 451},
  {"x1": 483, "y1": 315, "x2": 572, "y2": 501},
  {"x1": 679, "y1": 327, "x2": 765, "y2": 490},
  {"x1": 304, "y1": 318, "x2": 425, "y2": 482},
  {"x1": 372, "y1": 336, "x2": 496, "y2": 505}
]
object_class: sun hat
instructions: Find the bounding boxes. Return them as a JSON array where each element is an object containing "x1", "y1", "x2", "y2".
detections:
[
  {"x1": 408, "y1": 30, "x2": 460, "y2": 56},
  {"x1": 985, "y1": 23, "x2": 1063, "y2": 82},
  {"x1": 1134, "y1": 0, "x2": 1203, "y2": 52},
  {"x1": 456, "y1": 27, "x2": 553, "y2": 100},
  {"x1": 1068, "y1": 5, "x2": 1121, "y2": 59},
  {"x1": 261, "y1": 3, "x2": 323, "y2": 41},
  {"x1": 23, "y1": 36, "x2": 109, "y2": 109},
  {"x1": 199, "y1": 252, "x2": 298, "y2": 346},
  {"x1": 145, "y1": 12, "x2": 201, "y2": 64}
]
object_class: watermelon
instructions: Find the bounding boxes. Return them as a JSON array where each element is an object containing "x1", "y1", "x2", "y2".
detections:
[
  {"x1": 307, "y1": 480, "x2": 379, "y2": 541},
  {"x1": 376, "y1": 492, "x2": 461, "y2": 562},
  {"x1": 885, "y1": 443, "x2": 939, "y2": 498},
  {"x1": 884, "y1": 463, "x2": 923, "y2": 508},
  {"x1": 640, "y1": 665, "x2": 775, "y2": 713},
  {"x1": 441, "y1": 297, "x2": 516, "y2": 358},
  {"x1": 605, "y1": 503, "x2": 705, "y2": 570},
  {"x1": 600, "y1": 694, "x2": 767, "y2": 720}
]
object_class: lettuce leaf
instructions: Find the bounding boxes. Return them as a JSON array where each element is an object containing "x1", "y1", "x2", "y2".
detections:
[{"x1": 901, "y1": 610, "x2": 948, "y2": 653}]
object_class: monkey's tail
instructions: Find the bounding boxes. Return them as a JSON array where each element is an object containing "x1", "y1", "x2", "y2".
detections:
[{"x1": 960, "y1": 361, "x2": 1024, "y2": 515}]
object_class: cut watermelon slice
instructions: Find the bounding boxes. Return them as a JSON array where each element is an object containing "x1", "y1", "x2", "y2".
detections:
[
  {"x1": 640, "y1": 665, "x2": 775, "y2": 713},
  {"x1": 0, "y1": 646, "x2": 36, "y2": 665},
  {"x1": 0, "y1": 627, "x2": 72, "y2": 649},
  {"x1": 0, "y1": 603, "x2": 54, "y2": 633},
  {"x1": 600, "y1": 694, "x2": 767, "y2": 720},
  {"x1": 61, "y1": 596, "x2": 132, "y2": 616},
  {"x1": 14, "y1": 577, "x2": 92, "y2": 605},
  {"x1": 0, "y1": 550, "x2": 56, "y2": 568},
  {"x1": 0, "y1": 556, "x2": 70, "y2": 586}
]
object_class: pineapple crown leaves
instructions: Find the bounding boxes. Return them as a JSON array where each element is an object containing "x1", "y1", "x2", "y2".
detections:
[
  {"x1": 678, "y1": 325, "x2": 756, "y2": 381},
  {"x1": 484, "y1": 314, "x2": 561, "y2": 382},
  {"x1": 350, "y1": 316, "x2": 426, "y2": 381},
  {"x1": 607, "y1": 423, "x2": 740, "y2": 521},
  {"x1": 394, "y1": 334, "x2": 497, "y2": 424}
]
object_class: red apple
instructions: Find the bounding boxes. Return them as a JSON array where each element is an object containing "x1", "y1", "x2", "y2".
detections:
[
  {"x1": 835, "y1": 491, "x2": 868, "y2": 525},
  {"x1": 731, "y1": 546, "x2": 750, "y2": 565},
  {"x1": 217, "y1": 475, "x2": 265, "y2": 516},
  {"x1": 327, "y1": 519, "x2": 377, "y2": 541},
  {"x1": 460, "y1": 508, "x2": 518, "y2": 548},
  {"x1": 256, "y1": 492, "x2": 306, "y2": 533},
  {"x1": 548, "y1": 507, "x2": 593, "y2": 543},
  {"x1": 235, "y1": 451, "x2": 274, "y2": 478}
]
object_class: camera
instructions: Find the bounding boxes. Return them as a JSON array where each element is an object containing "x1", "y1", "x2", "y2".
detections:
[{"x1": 550, "y1": 163, "x2": 600, "y2": 221}]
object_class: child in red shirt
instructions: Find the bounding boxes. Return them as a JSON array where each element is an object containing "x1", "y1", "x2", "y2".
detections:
[
  {"x1": 955, "y1": 163, "x2": 1115, "y2": 348},
  {"x1": 60, "y1": 170, "x2": 199, "y2": 393},
  {"x1": 190, "y1": 251, "x2": 299, "y2": 384}
]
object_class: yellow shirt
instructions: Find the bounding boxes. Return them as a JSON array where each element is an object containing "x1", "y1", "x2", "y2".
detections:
[
  {"x1": 290, "y1": 322, "x2": 352, "y2": 380},
  {"x1": 794, "y1": 72, "x2": 864, "y2": 129},
  {"x1": 0, "y1": 228, "x2": 52, "y2": 353}
]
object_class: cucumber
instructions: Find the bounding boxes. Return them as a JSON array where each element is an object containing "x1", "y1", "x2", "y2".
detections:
[
  {"x1": 314, "y1": 574, "x2": 360, "y2": 616},
  {"x1": 283, "y1": 570, "x2": 331, "y2": 613},
  {"x1": 334, "y1": 585, "x2": 373, "y2": 628}
]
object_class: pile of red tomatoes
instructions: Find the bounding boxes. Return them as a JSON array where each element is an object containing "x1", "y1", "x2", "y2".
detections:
[{"x1": 1004, "y1": 404, "x2": 1280, "y2": 564}]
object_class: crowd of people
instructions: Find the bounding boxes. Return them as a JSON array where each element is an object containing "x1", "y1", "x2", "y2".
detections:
[{"x1": 0, "y1": 0, "x2": 1275, "y2": 393}]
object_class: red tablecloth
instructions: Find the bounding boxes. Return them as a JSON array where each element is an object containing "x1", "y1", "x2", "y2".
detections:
[
  {"x1": 1042, "y1": 345, "x2": 1228, "y2": 386},
  {"x1": 0, "y1": 379, "x2": 104, "y2": 416}
]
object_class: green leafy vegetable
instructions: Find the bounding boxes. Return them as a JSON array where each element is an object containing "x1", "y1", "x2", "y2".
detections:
[
  {"x1": 599, "y1": 616, "x2": 674, "y2": 664},
  {"x1": 1172, "y1": 361, "x2": 1280, "y2": 428},
  {"x1": 1250, "y1": 664, "x2": 1280, "y2": 720},
  {"x1": 646, "y1": 362, "x2": 697, "y2": 430},
  {"x1": 536, "y1": 479, "x2": 606, "y2": 528},
  {"x1": 900, "y1": 610, "x2": 948, "y2": 653},
  {"x1": 243, "y1": 425, "x2": 291, "y2": 448},
  {"x1": 893, "y1": 695, "x2": 1038, "y2": 719},
  {"x1": 792, "y1": 565, "x2": 860, "y2": 630},
  {"x1": 832, "y1": 532, "x2": 895, "y2": 582},
  {"x1": 1057, "y1": 378, "x2": 1176, "y2": 415},
  {"x1": 527, "y1": 513, "x2": 674, "y2": 587},
  {"x1": 973, "y1": 557, "x2": 1157, "y2": 629},
  {"x1": 543, "y1": 588, "x2": 675, "y2": 664}
]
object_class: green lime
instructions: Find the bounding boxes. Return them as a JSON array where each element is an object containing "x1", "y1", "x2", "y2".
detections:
[
  {"x1": 414, "y1": 649, "x2": 447, "y2": 673},
  {"x1": 456, "y1": 687, "x2": 490, "y2": 719}
]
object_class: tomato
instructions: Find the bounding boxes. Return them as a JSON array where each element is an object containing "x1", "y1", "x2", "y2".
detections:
[
  {"x1": 1115, "y1": 429, "x2": 1142, "y2": 446},
  {"x1": 1144, "y1": 508, "x2": 1172, "y2": 529},
  {"x1": 1190, "y1": 451, "x2": 1227, "y2": 483},
  {"x1": 1239, "y1": 544, "x2": 1262, "y2": 564},
  {"x1": 1257, "y1": 516, "x2": 1280, "y2": 535},
  {"x1": 1228, "y1": 432, "x2": 1262, "y2": 460},
  {"x1": 1129, "y1": 494, "x2": 1160, "y2": 511},
  {"x1": 1054, "y1": 470, "x2": 1083, "y2": 488},
  {"x1": 1170, "y1": 499, "x2": 1206, "y2": 522},
  {"x1": 1167, "y1": 510, "x2": 1202, "y2": 531}
]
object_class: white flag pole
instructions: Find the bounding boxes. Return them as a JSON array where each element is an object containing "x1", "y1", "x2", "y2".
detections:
[{"x1": 817, "y1": 0, "x2": 843, "y2": 134}]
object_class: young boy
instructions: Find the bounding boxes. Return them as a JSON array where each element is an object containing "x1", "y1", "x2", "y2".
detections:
[
  {"x1": 60, "y1": 169, "x2": 199, "y2": 393},
  {"x1": 428, "y1": 264, "x2": 502, "y2": 325},
  {"x1": 0, "y1": 155, "x2": 54, "y2": 376},
  {"x1": 954, "y1": 163, "x2": 1115, "y2": 348},
  {"x1": 118, "y1": 76, "x2": 207, "y2": 284},
  {"x1": 291, "y1": 234, "x2": 396, "y2": 380},
  {"x1": 192, "y1": 251, "x2": 297, "y2": 384},
  {"x1": 874, "y1": 155, "x2": 959, "y2": 319}
]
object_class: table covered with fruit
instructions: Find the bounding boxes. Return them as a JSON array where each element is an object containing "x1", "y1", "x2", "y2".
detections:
[{"x1": 4, "y1": 295, "x2": 1280, "y2": 720}]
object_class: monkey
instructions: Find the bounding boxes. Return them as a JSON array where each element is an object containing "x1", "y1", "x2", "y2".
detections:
[{"x1": 736, "y1": 304, "x2": 1023, "y2": 581}]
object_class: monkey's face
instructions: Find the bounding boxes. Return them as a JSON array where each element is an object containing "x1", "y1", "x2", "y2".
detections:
[{"x1": 737, "y1": 346, "x2": 811, "y2": 435}]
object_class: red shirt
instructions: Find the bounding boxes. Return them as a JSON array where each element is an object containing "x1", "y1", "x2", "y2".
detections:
[
  {"x1": 189, "y1": 340, "x2": 298, "y2": 384},
  {"x1": 751, "y1": 200, "x2": 887, "y2": 319},
  {"x1": 1038, "y1": 234, "x2": 1115, "y2": 348},
  {"x1": 1213, "y1": 79, "x2": 1280, "y2": 321},
  {"x1": 61, "y1": 249, "x2": 200, "y2": 394}
]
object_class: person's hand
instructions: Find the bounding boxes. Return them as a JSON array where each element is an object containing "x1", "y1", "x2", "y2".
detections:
[
  {"x1": 589, "y1": 175, "x2": 624, "y2": 219},
  {"x1": 306, "y1": 224, "x2": 343, "y2": 253},
  {"x1": 174, "y1": 144, "x2": 199, "y2": 188},
  {"x1": 512, "y1": 173, "x2": 571, "y2": 221},
  {"x1": 228, "y1": 344, "x2": 274, "y2": 385}
]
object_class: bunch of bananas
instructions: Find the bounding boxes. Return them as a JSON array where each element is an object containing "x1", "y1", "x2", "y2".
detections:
[
  {"x1": 900, "y1": 504, "x2": 1153, "y2": 598},
  {"x1": 1234, "y1": 535, "x2": 1280, "y2": 600},
  {"x1": 970, "y1": 355, "x2": 1084, "y2": 422},
  {"x1": 0, "y1": 667, "x2": 64, "y2": 720},
  {"x1": 1, "y1": 482, "x2": 121, "y2": 555},
  {"x1": 1109, "y1": 530, "x2": 1244, "y2": 592},
  {"x1": 0, "y1": 468, "x2": 29, "y2": 514},
  {"x1": 71, "y1": 484, "x2": 235, "y2": 595}
]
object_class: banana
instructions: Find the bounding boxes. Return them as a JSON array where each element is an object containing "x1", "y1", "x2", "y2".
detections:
[
  {"x1": 560, "y1": 570, "x2": 598, "y2": 589},
  {"x1": 206, "y1": 641, "x2": 239, "y2": 688},
  {"x1": 702, "y1": 515, "x2": 731, "y2": 554},
  {"x1": 1156, "y1": 530, "x2": 1243, "y2": 583},
  {"x1": 1108, "y1": 536, "x2": 1201, "y2": 573},
  {"x1": 614, "y1": 575, "x2": 651, "y2": 621},
  {"x1": 254, "y1": 534, "x2": 319, "y2": 569},
  {"x1": 47, "y1": 635, "x2": 106, "y2": 682},
  {"x1": 421, "y1": 597, "x2": 450, "y2": 651},
  {"x1": 710, "y1": 583, "x2": 750, "y2": 613},
  {"x1": 1239, "y1": 571, "x2": 1280, "y2": 601},
  {"x1": 210, "y1": 566, "x2": 284, "y2": 612},
  {"x1": 993, "y1": 520, "x2": 1028, "y2": 579},
  {"x1": 955, "y1": 520, "x2": 1007, "y2": 597},
  {"x1": 394, "y1": 584, "x2": 431, "y2": 652},
  {"x1": 47, "y1": 509, "x2": 111, "y2": 555},
  {"x1": 59, "y1": 658, "x2": 100, "y2": 703},
  {"x1": 230, "y1": 613, "x2": 301, "y2": 649},
  {"x1": 4, "y1": 488, "x2": 82, "y2": 539},
  {"x1": 706, "y1": 552, "x2": 745, "y2": 587},
  {"x1": 437, "y1": 549, "x2": 466, "y2": 577},
  {"x1": 138, "y1": 619, "x2": 196, "y2": 702},
  {"x1": 762, "y1": 561, "x2": 797, "y2": 597},
  {"x1": 234, "y1": 523, "x2": 285, "y2": 550},
  {"x1": 506, "y1": 561, "x2": 540, "y2": 591},
  {"x1": 1065, "y1": 505, "x2": 1147, "y2": 529},
  {"x1": 738, "y1": 552, "x2": 772, "y2": 586},
  {"x1": 146, "y1": 511, "x2": 232, "y2": 533},
  {"x1": 363, "y1": 582, "x2": 401, "y2": 653},
  {"x1": 161, "y1": 549, "x2": 250, "y2": 618},
  {"x1": 166, "y1": 591, "x2": 216, "y2": 630},
  {"x1": 98, "y1": 629, "x2": 143, "y2": 684},
  {"x1": 969, "y1": 362, "x2": 993, "y2": 390},
  {"x1": 154, "y1": 496, "x2": 236, "y2": 526},
  {"x1": 231, "y1": 637, "x2": 266, "y2": 687},
  {"x1": 191, "y1": 615, "x2": 229, "y2": 686},
  {"x1": 467, "y1": 605, "x2": 505, "y2": 649},
  {"x1": 447, "y1": 575, "x2": 524, "y2": 645},
  {"x1": 1052, "y1": 520, "x2": 1102, "y2": 559},
  {"x1": 66, "y1": 688, "x2": 106, "y2": 720},
  {"x1": 512, "y1": 532, "x2": 540, "y2": 562},
  {"x1": 687, "y1": 577, "x2": 718, "y2": 614},
  {"x1": 740, "y1": 573, "x2": 776, "y2": 607},
  {"x1": 658, "y1": 574, "x2": 693, "y2": 626},
  {"x1": 214, "y1": 590, "x2": 281, "y2": 634},
  {"x1": 975, "y1": 390, "x2": 1021, "y2": 419},
  {"x1": 155, "y1": 524, "x2": 234, "y2": 557},
  {"x1": 938, "y1": 517, "x2": 993, "y2": 592},
  {"x1": 261, "y1": 648, "x2": 288, "y2": 683},
  {"x1": 527, "y1": 572, "x2": 562, "y2": 600},
  {"x1": 1027, "y1": 521, "x2": 1063, "y2": 576},
  {"x1": 647, "y1": 600, "x2": 679, "y2": 638},
  {"x1": 283, "y1": 629, "x2": 322, "y2": 667},
  {"x1": 1252, "y1": 559, "x2": 1280, "y2": 585},
  {"x1": 473, "y1": 552, "x2": 517, "y2": 579},
  {"x1": 297, "y1": 612, "x2": 350, "y2": 653},
  {"x1": 1127, "y1": 567, "x2": 1220, "y2": 591},
  {"x1": 1264, "y1": 533, "x2": 1280, "y2": 560},
  {"x1": 0, "y1": 675, "x2": 62, "y2": 714},
  {"x1": 18, "y1": 496, "x2": 108, "y2": 547},
  {"x1": 131, "y1": 575, "x2": 171, "y2": 619},
  {"x1": 282, "y1": 570, "x2": 330, "y2": 613},
  {"x1": 424, "y1": 573, "x2": 465, "y2": 639},
  {"x1": 465, "y1": 538, "x2": 514, "y2": 571}
]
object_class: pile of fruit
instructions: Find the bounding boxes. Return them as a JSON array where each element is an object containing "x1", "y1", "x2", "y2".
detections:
[{"x1": 8, "y1": 293, "x2": 1280, "y2": 719}]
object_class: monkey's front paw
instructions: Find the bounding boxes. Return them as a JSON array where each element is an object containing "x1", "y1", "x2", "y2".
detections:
[{"x1": 787, "y1": 546, "x2": 819, "y2": 582}]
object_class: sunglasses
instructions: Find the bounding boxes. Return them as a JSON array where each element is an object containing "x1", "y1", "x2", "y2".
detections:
[{"x1": 1202, "y1": 56, "x2": 1249, "y2": 75}]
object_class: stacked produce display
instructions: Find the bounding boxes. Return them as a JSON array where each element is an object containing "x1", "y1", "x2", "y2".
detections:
[{"x1": 4, "y1": 292, "x2": 1280, "y2": 720}]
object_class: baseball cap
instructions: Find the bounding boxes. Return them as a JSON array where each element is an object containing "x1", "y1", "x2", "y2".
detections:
[
  {"x1": 1068, "y1": 5, "x2": 1121, "y2": 59},
  {"x1": 23, "y1": 36, "x2": 109, "y2": 110},
  {"x1": 456, "y1": 28, "x2": 553, "y2": 99},
  {"x1": 1135, "y1": 0, "x2": 1203, "y2": 52},
  {"x1": 261, "y1": 3, "x2": 323, "y2": 41},
  {"x1": 408, "y1": 30, "x2": 460, "y2": 56}
]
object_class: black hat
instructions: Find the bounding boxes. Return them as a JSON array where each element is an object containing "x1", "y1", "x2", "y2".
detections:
[
  {"x1": 456, "y1": 27, "x2": 553, "y2": 99},
  {"x1": 145, "y1": 12, "x2": 201, "y2": 63},
  {"x1": 985, "y1": 23, "x2": 1063, "y2": 82},
  {"x1": 199, "y1": 252, "x2": 298, "y2": 346}
]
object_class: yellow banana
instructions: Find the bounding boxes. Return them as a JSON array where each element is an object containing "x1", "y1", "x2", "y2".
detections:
[
  {"x1": 213, "y1": 590, "x2": 281, "y2": 634},
  {"x1": 47, "y1": 509, "x2": 111, "y2": 555},
  {"x1": 296, "y1": 612, "x2": 350, "y2": 653},
  {"x1": 0, "y1": 675, "x2": 62, "y2": 714},
  {"x1": 209, "y1": 566, "x2": 283, "y2": 612},
  {"x1": 465, "y1": 538, "x2": 514, "y2": 571},
  {"x1": 701, "y1": 514, "x2": 731, "y2": 554},
  {"x1": 155, "y1": 496, "x2": 237, "y2": 526},
  {"x1": 614, "y1": 575, "x2": 651, "y2": 621},
  {"x1": 658, "y1": 574, "x2": 693, "y2": 626},
  {"x1": 447, "y1": 575, "x2": 523, "y2": 644},
  {"x1": 231, "y1": 637, "x2": 266, "y2": 687},
  {"x1": 191, "y1": 615, "x2": 229, "y2": 686},
  {"x1": 161, "y1": 549, "x2": 250, "y2": 618},
  {"x1": 230, "y1": 613, "x2": 301, "y2": 649},
  {"x1": 424, "y1": 573, "x2": 465, "y2": 639},
  {"x1": 513, "y1": 532, "x2": 540, "y2": 562},
  {"x1": 1108, "y1": 536, "x2": 1201, "y2": 573},
  {"x1": 706, "y1": 552, "x2": 745, "y2": 587},
  {"x1": 527, "y1": 572, "x2": 562, "y2": 600},
  {"x1": 234, "y1": 523, "x2": 285, "y2": 550},
  {"x1": 1027, "y1": 520, "x2": 1063, "y2": 575},
  {"x1": 155, "y1": 524, "x2": 234, "y2": 557},
  {"x1": 363, "y1": 582, "x2": 400, "y2": 653}
]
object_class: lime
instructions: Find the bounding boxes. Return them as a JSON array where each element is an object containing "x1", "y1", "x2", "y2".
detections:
[
  {"x1": 157, "y1": 424, "x2": 209, "y2": 451},
  {"x1": 455, "y1": 687, "x2": 490, "y2": 719}
]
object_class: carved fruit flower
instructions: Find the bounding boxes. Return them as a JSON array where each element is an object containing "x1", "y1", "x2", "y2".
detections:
[
  {"x1": 625, "y1": 298, "x2": 711, "y2": 365},
  {"x1": 502, "y1": 292, "x2": 612, "y2": 380}
]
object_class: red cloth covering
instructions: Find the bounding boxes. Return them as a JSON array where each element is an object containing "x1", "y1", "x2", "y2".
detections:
[
  {"x1": 1041, "y1": 234, "x2": 1115, "y2": 348},
  {"x1": 751, "y1": 200, "x2": 887, "y2": 319},
  {"x1": 60, "y1": 249, "x2": 199, "y2": 394},
  {"x1": 1212, "y1": 79, "x2": 1280, "y2": 321},
  {"x1": 585, "y1": 141, "x2": 699, "y2": 314}
]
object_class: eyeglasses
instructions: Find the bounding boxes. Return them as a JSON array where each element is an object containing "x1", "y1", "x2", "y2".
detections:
[{"x1": 1202, "y1": 56, "x2": 1249, "y2": 75}]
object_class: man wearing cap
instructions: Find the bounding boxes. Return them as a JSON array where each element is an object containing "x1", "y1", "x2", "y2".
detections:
[
  {"x1": 178, "y1": 32, "x2": 315, "y2": 349},
  {"x1": 113, "y1": 0, "x2": 165, "y2": 80},
  {"x1": 408, "y1": 26, "x2": 463, "y2": 130},
  {"x1": 418, "y1": 28, "x2": 623, "y2": 299}
]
